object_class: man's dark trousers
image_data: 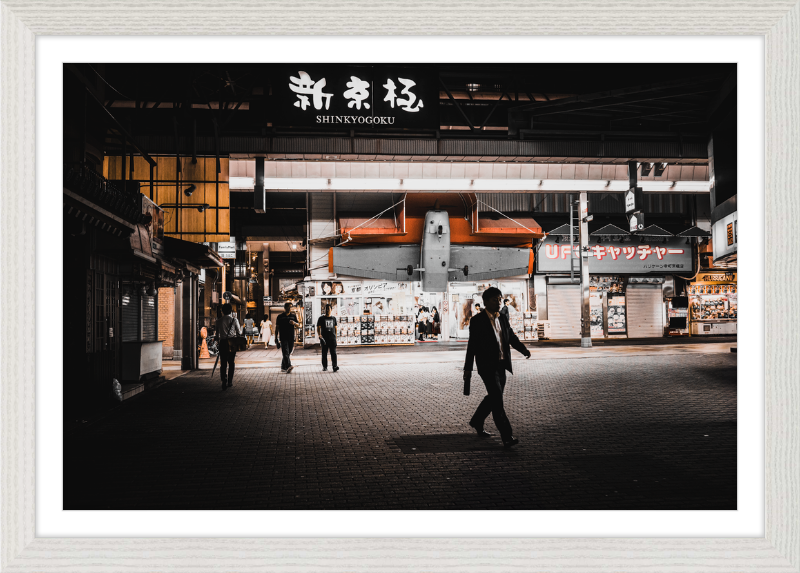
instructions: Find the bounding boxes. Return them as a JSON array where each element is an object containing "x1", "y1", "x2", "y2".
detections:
[
  {"x1": 280, "y1": 338, "x2": 294, "y2": 370},
  {"x1": 219, "y1": 342, "x2": 237, "y2": 385},
  {"x1": 321, "y1": 335, "x2": 337, "y2": 369},
  {"x1": 469, "y1": 366, "x2": 512, "y2": 441}
]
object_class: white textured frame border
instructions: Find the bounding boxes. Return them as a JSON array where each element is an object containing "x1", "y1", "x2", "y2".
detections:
[{"x1": 1, "y1": 2, "x2": 797, "y2": 571}]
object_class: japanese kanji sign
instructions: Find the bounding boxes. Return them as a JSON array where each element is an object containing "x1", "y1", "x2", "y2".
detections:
[
  {"x1": 276, "y1": 66, "x2": 439, "y2": 129},
  {"x1": 536, "y1": 237, "x2": 692, "y2": 273}
]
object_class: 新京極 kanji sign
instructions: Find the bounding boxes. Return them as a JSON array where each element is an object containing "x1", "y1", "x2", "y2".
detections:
[{"x1": 277, "y1": 66, "x2": 439, "y2": 129}]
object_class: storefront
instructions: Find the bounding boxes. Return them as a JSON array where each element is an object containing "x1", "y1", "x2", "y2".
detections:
[
  {"x1": 302, "y1": 277, "x2": 533, "y2": 345},
  {"x1": 536, "y1": 234, "x2": 693, "y2": 339},
  {"x1": 448, "y1": 279, "x2": 531, "y2": 340},
  {"x1": 688, "y1": 271, "x2": 737, "y2": 335},
  {"x1": 301, "y1": 280, "x2": 417, "y2": 346}
]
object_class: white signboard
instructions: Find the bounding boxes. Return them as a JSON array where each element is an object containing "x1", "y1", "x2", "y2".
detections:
[
  {"x1": 629, "y1": 213, "x2": 645, "y2": 233},
  {"x1": 217, "y1": 242, "x2": 236, "y2": 259},
  {"x1": 625, "y1": 190, "x2": 636, "y2": 213},
  {"x1": 712, "y1": 211, "x2": 737, "y2": 263}
]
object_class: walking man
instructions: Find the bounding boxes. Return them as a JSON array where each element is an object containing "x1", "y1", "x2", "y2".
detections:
[
  {"x1": 216, "y1": 303, "x2": 242, "y2": 390},
  {"x1": 276, "y1": 302, "x2": 301, "y2": 373},
  {"x1": 463, "y1": 287, "x2": 531, "y2": 448},
  {"x1": 316, "y1": 304, "x2": 339, "y2": 372}
]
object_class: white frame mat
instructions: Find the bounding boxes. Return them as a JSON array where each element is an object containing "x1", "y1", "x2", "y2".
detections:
[{"x1": 2, "y1": 1, "x2": 798, "y2": 571}]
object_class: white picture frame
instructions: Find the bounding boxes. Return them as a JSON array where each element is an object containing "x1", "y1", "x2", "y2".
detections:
[{"x1": 2, "y1": 1, "x2": 798, "y2": 570}]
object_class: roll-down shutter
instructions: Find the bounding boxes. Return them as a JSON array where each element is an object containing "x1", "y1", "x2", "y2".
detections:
[
  {"x1": 142, "y1": 295, "x2": 157, "y2": 341},
  {"x1": 121, "y1": 285, "x2": 140, "y2": 342},
  {"x1": 546, "y1": 284, "x2": 581, "y2": 339},
  {"x1": 626, "y1": 285, "x2": 664, "y2": 338}
]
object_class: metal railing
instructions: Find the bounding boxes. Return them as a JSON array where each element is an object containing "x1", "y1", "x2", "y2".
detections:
[{"x1": 64, "y1": 164, "x2": 147, "y2": 225}]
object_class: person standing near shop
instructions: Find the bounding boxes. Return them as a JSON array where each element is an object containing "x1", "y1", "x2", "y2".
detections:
[
  {"x1": 244, "y1": 314, "x2": 256, "y2": 346},
  {"x1": 260, "y1": 315, "x2": 273, "y2": 347},
  {"x1": 463, "y1": 287, "x2": 531, "y2": 448},
  {"x1": 500, "y1": 299, "x2": 510, "y2": 320},
  {"x1": 216, "y1": 303, "x2": 242, "y2": 390},
  {"x1": 276, "y1": 302, "x2": 301, "y2": 373},
  {"x1": 431, "y1": 306, "x2": 441, "y2": 339},
  {"x1": 316, "y1": 304, "x2": 339, "y2": 372}
]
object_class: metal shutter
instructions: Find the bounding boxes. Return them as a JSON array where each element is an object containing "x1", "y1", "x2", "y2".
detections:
[
  {"x1": 142, "y1": 295, "x2": 157, "y2": 341},
  {"x1": 121, "y1": 285, "x2": 140, "y2": 342},
  {"x1": 626, "y1": 285, "x2": 664, "y2": 338},
  {"x1": 546, "y1": 284, "x2": 581, "y2": 339}
]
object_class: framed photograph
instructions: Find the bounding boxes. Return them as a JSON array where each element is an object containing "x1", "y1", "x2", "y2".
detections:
[{"x1": 5, "y1": 1, "x2": 798, "y2": 571}]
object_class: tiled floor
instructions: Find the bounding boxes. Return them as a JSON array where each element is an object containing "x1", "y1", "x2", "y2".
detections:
[{"x1": 66, "y1": 350, "x2": 737, "y2": 510}]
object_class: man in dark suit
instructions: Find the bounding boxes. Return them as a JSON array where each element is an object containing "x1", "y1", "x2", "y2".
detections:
[{"x1": 463, "y1": 286, "x2": 531, "y2": 448}]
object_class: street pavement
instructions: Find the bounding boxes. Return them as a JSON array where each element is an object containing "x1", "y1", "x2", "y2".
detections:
[{"x1": 66, "y1": 344, "x2": 737, "y2": 510}]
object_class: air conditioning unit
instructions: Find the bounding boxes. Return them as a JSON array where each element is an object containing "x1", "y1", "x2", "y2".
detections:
[{"x1": 537, "y1": 321, "x2": 551, "y2": 340}]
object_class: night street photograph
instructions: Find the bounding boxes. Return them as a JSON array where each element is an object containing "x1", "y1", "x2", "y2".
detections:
[{"x1": 63, "y1": 62, "x2": 738, "y2": 511}]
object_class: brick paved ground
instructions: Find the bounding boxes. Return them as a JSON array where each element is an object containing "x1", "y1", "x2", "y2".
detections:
[{"x1": 65, "y1": 351, "x2": 736, "y2": 510}]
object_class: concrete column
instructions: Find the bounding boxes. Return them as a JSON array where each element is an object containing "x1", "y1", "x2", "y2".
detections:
[
  {"x1": 181, "y1": 274, "x2": 197, "y2": 370},
  {"x1": 579, "y1": 192, "x2": 591, "y2": 348},
  {"x1": 174, "y1": 280, "x2": 184, "y2": 361}
]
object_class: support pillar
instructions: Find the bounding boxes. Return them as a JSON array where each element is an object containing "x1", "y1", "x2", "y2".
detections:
[
  {"x1": 181, "y1": 274, "x2": 198, "y2": 370},
  {"x1": 173, "y1": 280, "x2": 184, "y2": 362},
  {"x1": 579, "y1": 192, "x2": 591, "y2": 348}
]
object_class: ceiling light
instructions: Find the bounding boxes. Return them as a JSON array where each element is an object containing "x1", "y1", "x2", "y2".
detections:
[
  {"x1": 640, "y1": 163, "x2": 653, "y2": 177},
  {"x1": 654, "y1": 162, "x2": 667, "y2": 177},
  {"x1": 292, "y1": 244, "x2": 297, "y2": 250},
  {"x1": 466, "y1": 83, "x2": 480, "y2": 92}
]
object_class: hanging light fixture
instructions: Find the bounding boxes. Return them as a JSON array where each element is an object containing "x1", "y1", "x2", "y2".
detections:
[{"x1": 147, "y1": 283, "x2": 157, "y2": 296}]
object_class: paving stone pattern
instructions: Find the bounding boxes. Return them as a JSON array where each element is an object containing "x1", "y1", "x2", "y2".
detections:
[{"x1": 64, "y1": 353, "x2": 737, "y2": 510}]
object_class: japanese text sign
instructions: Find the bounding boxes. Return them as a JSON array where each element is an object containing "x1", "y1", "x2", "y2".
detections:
[
  {"x1": 276, "y1": 66, "x2": 439, "y2": 129},
  {"x1": 536, "y1": 237, "x2": 692, "y2": 273}
]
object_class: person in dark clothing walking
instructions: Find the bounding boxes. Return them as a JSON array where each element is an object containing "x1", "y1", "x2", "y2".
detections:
[
  {"x1": 500, "y1": 298, "x2": 510, "y2": 320},
  {"x1": 316, "y1": 305, "x2": 339, "y2": 372},
  {"x1": 275, "y1": 302, "x2": 300, "y2": 373},
  {"x1": 463, "y1": 287, "x2": 531, "y2": 448},
  {"x1": 215, "y1": 303, "x2": 242, "y2": 390}
]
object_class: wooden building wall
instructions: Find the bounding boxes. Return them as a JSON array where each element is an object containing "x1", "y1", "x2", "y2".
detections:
[{"x1": 103, "y1": 155, "x2": 230, "y2": 243}]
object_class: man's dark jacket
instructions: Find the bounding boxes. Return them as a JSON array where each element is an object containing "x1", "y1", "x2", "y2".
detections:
[{"x1": 464, "y1": 311, "x2": 528, "y2": 385}]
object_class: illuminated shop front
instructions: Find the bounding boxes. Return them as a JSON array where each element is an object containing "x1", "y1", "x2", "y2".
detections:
[
  {"x1": 688, "y1": 271, "x2": 737, "y2": 335},
  {"x1": 536, "y1": 232, "x2": 694, "y2": 339}
]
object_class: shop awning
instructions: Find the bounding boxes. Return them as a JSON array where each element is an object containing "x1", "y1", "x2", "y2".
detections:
[
  {"x1": 677, "y1": 226, "x2": 712, "y2": 238},
  {"x1": 636, "y1": 225, "x2": 673, "y2": 237},
  {"x1": 590, "y1": 224, "x2": 630, "y2": 237},
  {"x1": 163, "y1": 236, "x2": 224, "y2": 268}
]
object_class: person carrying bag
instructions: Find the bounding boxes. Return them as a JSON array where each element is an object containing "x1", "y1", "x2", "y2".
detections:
[{"x1": 216, "y1": 303, "x2": 245, "y2": 390}]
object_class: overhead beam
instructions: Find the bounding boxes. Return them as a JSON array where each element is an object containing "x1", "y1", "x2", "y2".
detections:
[
  {"x1": 511, "y1": 73, "x2": 726, "y2": 113},
  {"x1": 511, "y1": 85, "x2": 720, "y2": 119}
]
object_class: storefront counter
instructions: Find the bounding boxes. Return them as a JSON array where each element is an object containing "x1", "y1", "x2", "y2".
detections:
[{"x1": 691, "y1": 321, "x2": 737, "y2": 335}]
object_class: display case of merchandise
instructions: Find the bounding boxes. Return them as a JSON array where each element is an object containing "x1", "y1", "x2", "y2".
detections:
[
  {"x1": 522, "y1": 311, "x2": 539, "y2": 341},
  {"x1": 687, "y1": 283, "x2": 737, "y2": 335},
  {"x1": 334, "y1": 313, "x2": 416, "y2": 346}
]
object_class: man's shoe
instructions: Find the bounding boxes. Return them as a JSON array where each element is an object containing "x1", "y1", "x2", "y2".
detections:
[
  {"x1": 227, "y1": 382, "x2": 232, "y2": 387},
  {"x1": 333, "y1": 366, "x2": 339, "y2": 372},
  {"x1": 287, "y1": 366, "x2": 294, "y2": 373},
  {"x1": 322, "y1": 367, "x2": 327, "y2": 371},
  {"x1": 221, "y1": 383, "x2": 227, "y2": 391},
  {"x1": 280, "y1": 369, "x2": 288, "y2": 373},
  {"x1": 502, "y1": 437, "x2": 520, "y2": 449},
  {"x1": 469, "y1": 422, "x2": 492, "y2": 437}
]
